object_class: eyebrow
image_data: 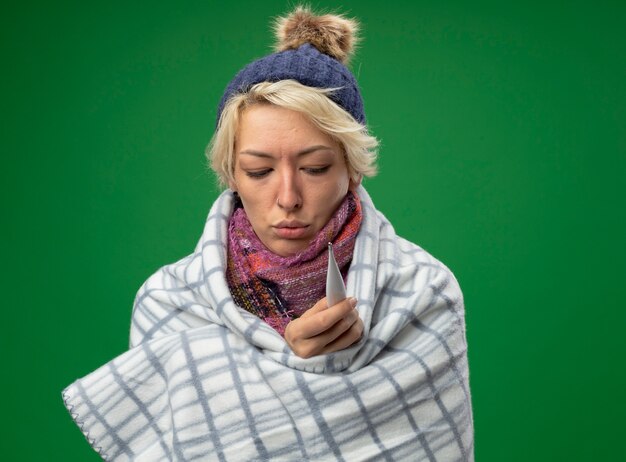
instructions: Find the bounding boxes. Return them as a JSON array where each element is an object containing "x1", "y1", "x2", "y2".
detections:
[{"x1": 238, "y1": 145, "x2": 334, "y2": 158}]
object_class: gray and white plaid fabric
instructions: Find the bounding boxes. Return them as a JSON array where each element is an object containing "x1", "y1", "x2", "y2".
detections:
[{"x1": 63, "y1": 186, "x2": 474, "y2": 461}]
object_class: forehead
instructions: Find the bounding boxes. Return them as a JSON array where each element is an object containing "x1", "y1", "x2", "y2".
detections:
[{"x1": 237, "y1": 104, "x2": 338, "y2": 152}]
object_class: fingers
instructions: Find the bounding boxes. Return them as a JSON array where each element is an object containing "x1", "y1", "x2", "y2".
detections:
[
  {"x1": 313, "y1": 297, "x2": 357, "y2": 336},
  {"x1": 296, "y1": 297, "x2": 357, "y2": 338},
  {"x1": 321, "y1": 316, "x2": 364, "y2": 355},
  {"x1": 300, "y1": 296, "x2": 330, "y2": 318},
  {"x1": 313, "y1": 305, "x2": 360, "y2": 346},
  {"x1": 284, "y1": 297, "x2": 362, "y2": 358}
]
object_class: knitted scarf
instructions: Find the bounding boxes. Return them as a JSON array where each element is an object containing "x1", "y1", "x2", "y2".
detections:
[{"x1": 226, "y1": 191, "x2": 362, "y2": 335}]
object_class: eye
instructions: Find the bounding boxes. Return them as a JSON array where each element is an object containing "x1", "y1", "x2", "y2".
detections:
[
  {"x1": 245, "y1": 169, "x2": 272, "y2": 179},
  {"x1": 303, "y1": 165, "x2": 331, "y2": 175}
]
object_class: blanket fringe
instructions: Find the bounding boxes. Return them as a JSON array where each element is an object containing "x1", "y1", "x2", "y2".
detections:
[{"x1": 62, "y1": 389, "x2": 109, "y2": 460}]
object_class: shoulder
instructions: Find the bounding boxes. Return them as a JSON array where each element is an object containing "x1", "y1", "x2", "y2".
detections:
[
  {"x1": 358, "y1": 186, "x2": 464, "y2": 304},
  {"x1": 373, "y1": 207, "x2": 464, "y2": 314},
  {"x1": 397, "y1": 235, "x2": 462, "y2": 296}
]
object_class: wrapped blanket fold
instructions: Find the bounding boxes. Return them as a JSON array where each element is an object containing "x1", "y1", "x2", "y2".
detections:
[{"x1": 63, "y1": 186, "x2": 474, "y2": 461}]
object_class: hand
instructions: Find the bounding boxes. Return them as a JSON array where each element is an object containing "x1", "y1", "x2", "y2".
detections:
[{"x1": 284, "y1": 297, "x2": 363, "y2": 359}]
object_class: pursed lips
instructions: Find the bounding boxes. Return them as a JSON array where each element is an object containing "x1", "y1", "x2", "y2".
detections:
[{"x1": 273, "y1": 220, "x2": 310, "y2": 239}]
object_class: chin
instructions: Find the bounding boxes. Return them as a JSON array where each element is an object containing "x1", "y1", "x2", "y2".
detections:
[{"x1": 271, "y1": 240, "x2": 309, "y2": 257}]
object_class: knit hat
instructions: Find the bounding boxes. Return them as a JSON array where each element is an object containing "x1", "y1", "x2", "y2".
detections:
[{"x1": 216, "y1": 6, "x2": 365, "y2": 125}]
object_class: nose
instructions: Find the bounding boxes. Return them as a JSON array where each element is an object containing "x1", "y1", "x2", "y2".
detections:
[{"x1": 276, "y1": 170, "x2": 302, "y2": 211}]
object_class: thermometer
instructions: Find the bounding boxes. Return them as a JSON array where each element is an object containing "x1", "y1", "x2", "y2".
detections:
[{"x1": 326, "y1": 243, "x2": 347, "y2": 306}]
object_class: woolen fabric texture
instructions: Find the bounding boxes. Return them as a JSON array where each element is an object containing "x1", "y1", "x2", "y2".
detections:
[
  {"x1": 62, "y1": 186, "x2": 474, "y2": 461},
  {"x1": 226, "y1": 190, "x2": 361, "y2": 335},
  {"x1": 216, "y1": 43, "x2": 366, "y2": 125}
]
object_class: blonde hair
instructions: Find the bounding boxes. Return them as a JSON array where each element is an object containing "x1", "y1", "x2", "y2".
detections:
[{"x1": 207, "y1": 80, "x2": 378, "y2": 188}]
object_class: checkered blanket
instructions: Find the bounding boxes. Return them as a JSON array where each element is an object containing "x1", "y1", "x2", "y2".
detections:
[{"x1": 63, "y1": 186, "x2": 474, "y2": 461}]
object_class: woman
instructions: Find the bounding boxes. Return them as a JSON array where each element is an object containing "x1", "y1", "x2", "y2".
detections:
[{"x1": 64, "y1": 7, "x2": 474, "y2": 461}]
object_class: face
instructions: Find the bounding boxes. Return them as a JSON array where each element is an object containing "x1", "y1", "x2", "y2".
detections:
[{"x1": 229, "y1": 104, "x2": 357, "y2": 257}]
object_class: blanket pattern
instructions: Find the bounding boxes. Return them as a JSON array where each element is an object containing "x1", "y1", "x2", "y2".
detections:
[{"x1": 63, "y1": 186, "x2": 474, "y2": 461}]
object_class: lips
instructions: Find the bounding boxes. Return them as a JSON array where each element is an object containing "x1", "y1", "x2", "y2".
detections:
[{"x1": 273, "y1": 220, "x2": 310, "y2": 239}]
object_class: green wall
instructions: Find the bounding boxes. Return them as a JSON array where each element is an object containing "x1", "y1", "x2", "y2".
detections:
[{"x1": 3, "y1": 1, "x2": 624, "y2": 460}]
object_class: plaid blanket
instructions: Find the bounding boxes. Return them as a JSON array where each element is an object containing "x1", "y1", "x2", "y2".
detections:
[{"x1": 63, "y1": 186, "x2": 474, "y2": 461}]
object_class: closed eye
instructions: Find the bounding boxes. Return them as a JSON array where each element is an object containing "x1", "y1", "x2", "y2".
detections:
[
  {"x1": 303, "y1": 166, "x2": 331, "y2": 175},
  {"x1": 244, "y1": 169, "x2": 272, "y2": 179}
]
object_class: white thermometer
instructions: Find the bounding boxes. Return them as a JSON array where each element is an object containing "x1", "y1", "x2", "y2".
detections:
[{"x1": 326, "y1": 243, "x2": 347, "y2": 307}]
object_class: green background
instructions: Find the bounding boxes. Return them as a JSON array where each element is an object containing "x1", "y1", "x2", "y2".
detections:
[{"x1": 3, "y1": 0, "x2": 624, "y2": 460}]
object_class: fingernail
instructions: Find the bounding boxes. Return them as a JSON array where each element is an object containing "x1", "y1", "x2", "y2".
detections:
[{"x1": 349, "y1": 297, "x2": 357, "y2": 307}]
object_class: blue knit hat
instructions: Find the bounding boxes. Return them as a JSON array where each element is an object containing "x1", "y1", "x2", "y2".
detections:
[{"x1": 216, "y1": 7, "x2": 365, "y2": 125}]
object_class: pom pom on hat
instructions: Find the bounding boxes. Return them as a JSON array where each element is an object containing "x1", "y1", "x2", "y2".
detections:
[{"x1": 274, "y1": 6, "x2": 359, "y2": 64}]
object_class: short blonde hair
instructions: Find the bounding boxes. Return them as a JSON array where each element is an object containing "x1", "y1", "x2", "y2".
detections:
[{"x1": 207, "y1": 80, "x2": 378, "y2": 188}]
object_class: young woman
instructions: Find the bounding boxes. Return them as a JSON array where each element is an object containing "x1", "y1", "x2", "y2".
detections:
[{"x1": 64, "y1": 7, "x2": 474, "y2": 461}]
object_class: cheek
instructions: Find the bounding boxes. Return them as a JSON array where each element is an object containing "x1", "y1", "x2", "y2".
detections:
[
  {"x1": 313, "y1": 175, "x2": 350, "y2": 214},
  {"x1": 238, "y1": 187, "x2": 273, "y2": 221}
]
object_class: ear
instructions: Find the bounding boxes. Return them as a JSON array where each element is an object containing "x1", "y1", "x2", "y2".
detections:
[{"x1": 228, "y1": 178, "x2": 237, "y2": 192}]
